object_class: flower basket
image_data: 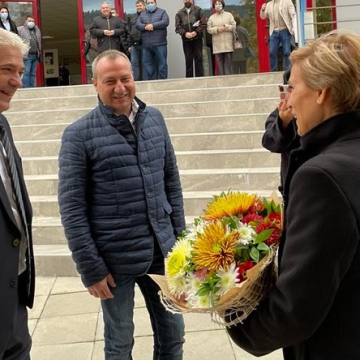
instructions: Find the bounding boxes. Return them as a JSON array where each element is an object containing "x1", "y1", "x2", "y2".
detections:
[{"x1": 150, "y1": 191, "x2": 281, "y2": 327}]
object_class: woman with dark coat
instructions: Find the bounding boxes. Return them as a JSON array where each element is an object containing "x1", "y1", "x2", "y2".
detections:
[
  {"x1": 226, "y1": 29, "x2": 360, "y2": 360},
  {"x1": 0, "y1": 7, "x2": 18, "y2": 34}
]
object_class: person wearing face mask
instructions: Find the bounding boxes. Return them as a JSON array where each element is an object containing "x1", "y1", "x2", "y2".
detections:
[
  {"x1": 207, "y1": 0, "x2": 236, "y2": 75},
  {"x1": 0, "y1": 7, "x2": 18, "y2": 35},
  {"x1": 136, "y1": 0, "x2": 170, "y2": 80},
  {"x1": 17, "y1": 15, "x2": 42, "y2": 88},
  {"x1": 175, "y1": 0, "x2": 207, "y2": 78}
]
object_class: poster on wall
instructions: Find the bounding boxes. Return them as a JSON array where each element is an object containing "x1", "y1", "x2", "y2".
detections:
[{"x1": 43, "y1": 49, "x2": 59, "y2": 78}]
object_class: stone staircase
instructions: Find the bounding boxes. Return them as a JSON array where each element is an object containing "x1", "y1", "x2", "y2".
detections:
[{"x1": 5, "y1": 72, "x2": 282, "y2": 276}]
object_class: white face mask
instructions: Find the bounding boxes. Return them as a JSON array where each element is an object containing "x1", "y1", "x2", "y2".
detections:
[
  {"x1": 27, "y1": 21, "x2": 35, "y2": 29},
  {"x1": 215, "y1": 5, "x2": 223, "y2": 12},
  {"x1": 0, "y1": 12, "x2": 8, "y2": 20}
]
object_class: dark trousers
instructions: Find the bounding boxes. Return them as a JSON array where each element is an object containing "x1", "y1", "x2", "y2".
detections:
[
  {"x1": 233, "y1": 60, "x2": 247, "y2": 74},
  {"x1": 215, "y1": 52, "x2": 234, "y2": 75},
  {"x1": 2, "y1": 274, "x2": 31, "y2": 360},
  {"x1": 182, "y1": 38, "x2": 203, "y2": 78}
]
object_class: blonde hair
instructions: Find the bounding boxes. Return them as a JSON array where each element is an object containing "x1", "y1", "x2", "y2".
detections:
[
  {"x1": 92, "y1": 50, "x2": 131, "y2": 79},
  {"x1": 290, "y1": 29, "x2": 360, "y2": 113},
  {"x1": 0, "y1": 28, "x2": 29, "y2": 56}
]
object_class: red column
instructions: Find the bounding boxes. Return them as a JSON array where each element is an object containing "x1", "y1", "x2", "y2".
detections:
[{"x1": 257, "y1": 0, "x2": 270, "y2": 72}]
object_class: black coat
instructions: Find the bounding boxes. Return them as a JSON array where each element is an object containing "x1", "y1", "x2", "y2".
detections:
[
  {"x1": 262, "y1": 108, "x2": 300, "y2": 192},
  {"x1": 227, "y1": 110, "x2": 360, "y2": 360},
  {"x1": 90, "y1": 15, "x2": 129, "y2": 54},
  {"x1": 0, "y1": 115, "x2": 34, "y2": 356},
  {"x1": 175, "y1": 5, "x2": 206, "y2": 42},
  {"x1": 127, "y1": 11, "x2": 142, "y2": 45}
]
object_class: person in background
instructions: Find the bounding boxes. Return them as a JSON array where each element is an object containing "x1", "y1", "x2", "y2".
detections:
[
  {"x1": 207, "y1": 0, "x2": 236, "y2": 76},
  {"x1": 232, "y1": 14, "x2": 250, "y2": 74},
  {"x1": 175, "y1": 0, "x2": 206, "y2": 78},
  {"x1": 17, "y1": 15, "x2": 42, "y2": 88},
  {"x1": 0, "y1": 7, "x2": 18, "y2": 34},
  {"x1": 90, "y1": 1, "x2": 129, "y2": 55},
  {"x1": 128, "y1": 0, "x2": 146, "y2": 81},
  {"x1": 0, "y1": 28, "x2": 35, "y2": 360},
  {"x1": 260, "y1": 0, "x2": 296, "y2": 72},
  {"x1": 58, "y1": 50, "x2": 185, "y2": 360},
  {"x1": 111, "y1": 8, "x2": 119, "y2": 17},
  {"x1": 59, "y1": 65, "x2": 70, "y2": 86},
  {"x1": 136, "y1": 0, "x2": 169, "y2": 80},
  {"x1": 227, "y1": 29, "x2": 360, "y2": 360},
  {"x1": 262, "y1": 67, "x2": 300, "y2": 193}
]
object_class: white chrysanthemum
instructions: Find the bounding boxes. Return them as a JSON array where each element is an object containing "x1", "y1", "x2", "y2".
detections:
[
  {"x1": 188, "y1": 273, "x2": 203, "y2": 292},
  {"x1": 196, "y1": 294, "x2": 214, "y2": 308},
  {"x1": 166, "y1": 238, "x2": 193, "y2": 277},
  {"x1": 238, "y1": 223, "x2": 256, "y2": 245},
  {"x1": 167, "y1": 275, "x2": 189, "y2": 297},
  {"x1": 185, "y1": 218, "x2": 207, "y2": 241},
  {"x1": 216, "y1": 262, "x2": 239, "y2": 296}
]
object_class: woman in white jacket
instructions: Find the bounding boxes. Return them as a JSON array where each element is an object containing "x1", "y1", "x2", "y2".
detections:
[{"x1": 207, "y1": 0, "x2": 236, "y2": 75}]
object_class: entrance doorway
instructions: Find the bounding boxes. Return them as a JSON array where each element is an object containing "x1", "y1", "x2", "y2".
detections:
[{"x1": 39, "y1": 0, "x2": 80, "y2": 86}]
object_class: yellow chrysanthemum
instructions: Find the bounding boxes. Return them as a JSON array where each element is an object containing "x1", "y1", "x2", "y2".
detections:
[
  {"x1": 192, "y1": 222, "x2": 239, "y2": 271},
  {"x1": 203, "y1": 192, "x2": 258, "y2": 221},
  {"x1": 166, "y1": 238, "x2": 192, "y2": 277}
]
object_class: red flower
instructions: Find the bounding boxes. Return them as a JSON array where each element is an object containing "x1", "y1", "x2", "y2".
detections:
[
  {"x1": 268, "y1": 212, "x2": 281, "y2": 225},
  {"x1": 248, "y1": 202, "x2": 265, "y2": 214},
  {"x1": 242, "y1": 213, "x2": 263, "y2": 224},
  {"x1": 237, "y1": 260, "x2": 254, "y2": 282},
  {"x1": 256, "y1": 221, "x2": 281, "y2": 246}
]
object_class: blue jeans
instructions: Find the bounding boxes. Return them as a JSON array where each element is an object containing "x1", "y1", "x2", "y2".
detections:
[
  {"x1": 22, "y1": 55, "x2": 38, "y2": 88},
  {"x1": 101, "y1": 248, "x2": 185, "y2": 360},
  {"x1": 269, "y1": 29, "x2": 292, "y2": 72},
  {"x1": 142, "y1": 44, "x2": 168, "y2": 80},
  {"x1": 131, "y1": 44, "x2": 144, "y2": 81}
]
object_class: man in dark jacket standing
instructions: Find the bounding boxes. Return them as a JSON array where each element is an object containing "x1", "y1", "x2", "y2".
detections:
[
  {"x1": 90, "y1": 1, "x2": 129, "y2": 54},
  {"x1": 58, "y1": 50, "x2": 185, "y2": 360},
  {"x1": 128, "y1": 0, "x2": 146, "y2": 81},
  {"x1": 0, "y1": 28, "x2": 35, "y2": 360},
  {"x1": 136, "y1": 0, "x2": 169, "y2": 80},
  {"x1": 175, "y1": 0, "x2": 206, "y2": 78}
]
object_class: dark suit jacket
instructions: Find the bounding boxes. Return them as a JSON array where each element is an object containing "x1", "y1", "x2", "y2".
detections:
[{"x1": 0, "y1": 115, "x2": 34, "y2": 356}]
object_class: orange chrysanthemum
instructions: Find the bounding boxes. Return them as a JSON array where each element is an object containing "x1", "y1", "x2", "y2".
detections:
[
  {"x1": 203, "y1": 192, "x2": 258, "y2": 221},
  {"x1": 192, "y1": 222, "x2": 239, "y2": 271}
]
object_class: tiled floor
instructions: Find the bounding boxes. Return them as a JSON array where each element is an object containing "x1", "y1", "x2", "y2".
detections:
[{"x1": 29, "y1": 277, "x2": 283, "y2": 360}]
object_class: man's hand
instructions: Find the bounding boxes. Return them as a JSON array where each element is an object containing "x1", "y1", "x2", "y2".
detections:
[
  {"x1": 261, "y1": 3, "x2": 266, "y2": 11},
  {"x1": 145, "y1": 24, "x2": 153, "y2": 31},
  {"x1": 104, "y1": 30, "x2": 114, "y2": 36},
  {"x1": 218, "y1": 26, "x2": 225, "y2": 32},
  {"x1": 87, "y1": 274, "x2": 116, "y2": 300},
  {"x1": 278, "y1": 100, "x2": 293, "y2": 128},
  {"x1": 185, "y1": 31, "x2": 196, "y2": 39}
]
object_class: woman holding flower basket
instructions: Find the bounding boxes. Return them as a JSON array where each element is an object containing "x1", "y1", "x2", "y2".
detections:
[{"x1": 226, "y1": 29, "x2": 360, "y2": 360}]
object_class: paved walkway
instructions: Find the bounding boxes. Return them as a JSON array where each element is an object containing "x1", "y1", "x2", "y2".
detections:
[{"x1": 29, "y1": 277, "x2": 283, "y2": 360}]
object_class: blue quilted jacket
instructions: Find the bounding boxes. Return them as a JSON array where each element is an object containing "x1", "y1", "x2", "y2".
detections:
[
  {"x1": 136, "y1": 7, "x2": 169, "y2": 47},
  {"x1": 58, "y1": 98, "x2": 185, "y2": 287}
]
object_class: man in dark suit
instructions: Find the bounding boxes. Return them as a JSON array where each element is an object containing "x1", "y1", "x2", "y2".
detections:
[{"x1": 0, "y1": 28, "x2": 35, "y2": 360}]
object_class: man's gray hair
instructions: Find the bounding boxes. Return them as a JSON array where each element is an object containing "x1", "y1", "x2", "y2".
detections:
[
  {"x1": 0, "y1": 28, "x2": 29, "y2": 56},
  {"x1": 101, "y1": 1, "x2": 111, "y2": 6},
  {"x1": 92, "y1": 50, "x2": 131, "y2": 79}
]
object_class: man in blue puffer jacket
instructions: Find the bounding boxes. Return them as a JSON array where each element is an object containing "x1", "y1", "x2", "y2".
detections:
[
  {"x1": 136, "y1": 0, "x2": 169, "y2": 80},
  {"x1": 58, "y1": 50, "x2": 185, "y2": 360}
]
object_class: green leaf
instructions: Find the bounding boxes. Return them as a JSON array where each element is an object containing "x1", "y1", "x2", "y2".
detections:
[
  {"x1": 255, "y1": 228, "x2": 274, "y2": 243},
  {"x1": 257, "y1": 242, "x2": 269, "y2": 251},
  {"x1": 250, "y1": 246, "x2": 260, "y2": 263},
  {"x1": 196, "y1": 284, "x2": 212, "y2": 296}
]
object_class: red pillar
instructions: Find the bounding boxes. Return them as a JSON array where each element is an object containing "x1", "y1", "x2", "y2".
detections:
[{"x1": 256, "y1": 0, "x2": 270, "y2": 72}]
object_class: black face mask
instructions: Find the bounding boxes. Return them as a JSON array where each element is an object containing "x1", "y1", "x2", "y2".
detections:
[{"x1": 184, "y1": 1, "x2": 192, "y2": 8}]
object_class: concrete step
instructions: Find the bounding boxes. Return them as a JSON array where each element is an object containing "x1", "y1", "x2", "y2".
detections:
[
  {"x1": 8, "y1": 84, "x2": 281, "y2": 113},
  {"x1": 15, "y1": 131, "x2": 265, "y2": 157},
  {"x1": 32, "y1": 216, "x2": 197, "y2": 246},
  {"x1": 29, "y1": 190, "x2": 275, "y2": 219},
  {"x1": 13, "y1": 72, "x2": 283, "y2": 100},
  {"x1": 9, "y1": 113, "x2": 271, "y2": 140},
  {"x1": 6, "y1": 97, "x2": 278, "y2": 121},
  {"x1": 24, "y1": 167, "x2": 280, "y2": 196},
  {"x1": 22, "y1": 150, "x2": 280, "y2": 176}
]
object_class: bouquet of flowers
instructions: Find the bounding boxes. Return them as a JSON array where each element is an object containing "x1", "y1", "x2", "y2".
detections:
[{"x1": 149, "y1": 191, "x2": 282, "y2": 326}]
